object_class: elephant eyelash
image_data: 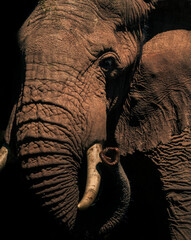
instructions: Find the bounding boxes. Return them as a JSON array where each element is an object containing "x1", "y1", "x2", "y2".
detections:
[
  {"x1": 99, "y1": 56, "x2": 117, "y2": 73},
  {"x1": 98, "y1": 50, "x2": 120, "y2": 70}
]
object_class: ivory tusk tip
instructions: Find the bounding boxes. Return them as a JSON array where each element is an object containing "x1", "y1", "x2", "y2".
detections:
[
  {"x1": 78, "y1": 189, "x2": 98, "y2": 211},
  {"x1": 77, "y1": 202, "x2": 93, "y2": 211},
  {"x1": 78, "y1": 201, "x2": 89, "y2": 211},
  {"x1": 77, "y1": 202, "x2": 85, "y2": 211},
  {"x1": 0, "y1": 145, "x2": 9, "y2": 171}
]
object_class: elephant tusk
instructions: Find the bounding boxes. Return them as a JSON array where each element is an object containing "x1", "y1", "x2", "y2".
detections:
[
  {"x1": 78, "y1": 143, "x2": 102, "y2": 211},
  {"x1": 0, "y1": 144, "x2": 9, "y2": 171}
]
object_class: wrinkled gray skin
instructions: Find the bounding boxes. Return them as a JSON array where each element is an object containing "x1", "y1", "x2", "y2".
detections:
[{"x1": 2, "y1": 0, "x2": 191, "y2": 239}]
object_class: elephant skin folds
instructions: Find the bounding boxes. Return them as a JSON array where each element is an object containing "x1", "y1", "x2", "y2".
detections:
[
  {"x1": 116, "y1": 30, "x2": 191, "y2": 239},
  {"x1": 147, "y1": 128, "x2": 191, "y2": 239}
]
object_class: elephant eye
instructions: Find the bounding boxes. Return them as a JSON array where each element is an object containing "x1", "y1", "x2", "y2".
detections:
[{"x1": 99, "y1": 57, "x2": 117, "y2": 73}]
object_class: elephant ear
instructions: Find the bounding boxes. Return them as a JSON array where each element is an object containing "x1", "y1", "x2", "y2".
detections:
[{"x1": 115, "y1": 29, "x2": 191, "y2": 156}]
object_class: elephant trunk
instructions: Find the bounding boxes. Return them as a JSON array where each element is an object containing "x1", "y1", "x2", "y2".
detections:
[
  {"x1": 15, "y1": 54, "x2": 107, "y2": 232},
  {"x1": 99, "y1": 147, "x2": 131, "y2": 235},
  {"x1": 19, "y1": 144, "x2": 80, "y2": 231}
]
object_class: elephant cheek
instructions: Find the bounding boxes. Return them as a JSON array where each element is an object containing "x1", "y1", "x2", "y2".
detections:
[{"x1": 21, "y1": 154, "x2": 80, "y2": 231}]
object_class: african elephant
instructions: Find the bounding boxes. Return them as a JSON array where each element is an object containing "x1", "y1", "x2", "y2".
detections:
[{"x1": 1, "y1": 0, "x2": 191, "y2": 239}]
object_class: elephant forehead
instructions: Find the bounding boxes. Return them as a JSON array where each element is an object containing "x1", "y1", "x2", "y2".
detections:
[
  {"x1": 23, "y1": 30, "x2": 86, "y2": 57},
  {"x1": 18, "y1": 0, "x2": 129, "y2": 57},
  {"x1": 19, "y1": 21, "x2": 125, "y2": 71},
  {"x1": 19, "y1": 19, "x2": 116, "y2": 66}
]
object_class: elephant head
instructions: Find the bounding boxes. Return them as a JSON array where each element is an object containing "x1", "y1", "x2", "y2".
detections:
[{"x1": 1, "y1": 0, "x2": 158, "y2": 238}]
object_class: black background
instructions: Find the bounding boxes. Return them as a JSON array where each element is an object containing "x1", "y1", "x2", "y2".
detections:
[{"x1": 1, "y1": 1, "x2": 39, "y2": 129}]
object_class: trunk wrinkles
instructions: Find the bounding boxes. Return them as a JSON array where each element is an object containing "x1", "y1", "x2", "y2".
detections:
[{"x1": 15, "y1": 54, "x2": 88, "y2": 230}]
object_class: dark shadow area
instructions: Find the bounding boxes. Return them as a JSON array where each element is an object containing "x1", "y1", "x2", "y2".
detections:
[
  {"x1": 147, "y1": 0, "x2": 191, "y2": 41},
  {"x1": 0, "y1": 151, "x2": 170, "y2": 240},
  {"x1": 0, "y1": 162, "x2": 74, "y2": 240},
  {"x1": 113, "y1": 152, "x2": 171, "y2": 240},
  {"x1": 75, "y1": 151, "x2": 170, "y2": 240},
  {"x1": 1, "y1": 1, "x2": 38, "y2": 129}
]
